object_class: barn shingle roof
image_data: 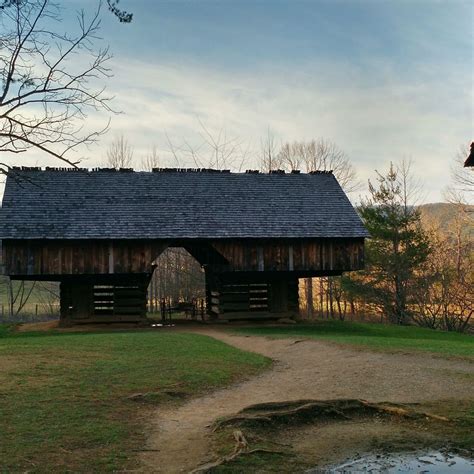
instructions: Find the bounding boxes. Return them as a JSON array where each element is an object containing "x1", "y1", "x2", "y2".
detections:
[{"x1": 0, "y1": 168, "x2": 368, "y2": 240}]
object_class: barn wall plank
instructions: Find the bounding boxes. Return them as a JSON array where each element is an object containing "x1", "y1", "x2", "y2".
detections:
[
  {"x1": 3, "y1": 240, "x2": 168, "y2": 276},
  {"x1": 4, "y1": 238, "x2": 364, "y2": 277},
  {"x1": 211, "y1": 239, "x2": 364, "y2": 273}
]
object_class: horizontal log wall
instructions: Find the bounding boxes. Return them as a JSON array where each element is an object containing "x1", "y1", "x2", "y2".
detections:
[
  {"x1": 211, "y1": 238, "x2": 364, "y2": 273},
  {"x1": 3, "y1": 240, "x2": 167, "y2": 276},
  {"x1": 205, "y1": 272, "x2": 300, "y2": 320},
  {"x1": 60, "y1": 275, "x2": 149, "y2": 324}
]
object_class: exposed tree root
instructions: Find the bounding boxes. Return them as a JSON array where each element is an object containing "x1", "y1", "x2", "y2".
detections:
[
  {"x1": 191, "y1": 429, "x2": 288, "y2": 473},
  {"x1": 191, "y1": 399, "x2": 450, "y2": 472},
  {"x1": 213, "y1": 399, "x2": 450, "y2": 431}
]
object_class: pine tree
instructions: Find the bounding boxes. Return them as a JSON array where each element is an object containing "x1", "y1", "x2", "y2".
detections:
[{"x1": 356, "y1": 163, "x2": 431, "y2": 324}]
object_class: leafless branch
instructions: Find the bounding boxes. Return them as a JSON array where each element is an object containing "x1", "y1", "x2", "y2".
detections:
[
  {"x1": 140, "y1": 144, "x2": 160, "y2": 171},
  {"x1": 105, "y1": 133, "x2": 133, "y2": 169},
  {"x1": 276, "y1": 138, "x2": 361, "y2": 193},
  {"x1": 165, "y1": 120, "x2": 249, "y2": 171},
  {"x1": 0, "y1": 0, "x2": 115, "y2": 174}
]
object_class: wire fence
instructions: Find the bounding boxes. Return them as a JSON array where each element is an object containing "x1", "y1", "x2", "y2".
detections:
[{"x1": 0, "y1": 303, "x2": 60, "y2": 323}]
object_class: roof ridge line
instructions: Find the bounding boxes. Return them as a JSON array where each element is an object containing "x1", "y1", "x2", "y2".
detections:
[{"x1": 10, "y1": 166, "x2": 334, "y2": 175}]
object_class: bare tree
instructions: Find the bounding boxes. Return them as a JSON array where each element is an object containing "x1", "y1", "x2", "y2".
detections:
[
  {"x1": 1, "y1": 0, "x2": 134, "y2": 22},
  {"x1": 259, "y1": 129, "x2": 281, "y2": 172},
  {"x1": 413, "y1": 212, "x2": 473, "y2": 332},
  {"x1": 36, "y1": 281, "x2": 60, "y2": 318},
  {"x1": 167, "y1": 119, "x2": 249, "y2": 171},
  {"x1": 277, "y1": 142, "x2": 303, "y2": 172},
  {"x1": 141, "y1": 145, "x2": 160, "y2": 171},
  {"x1": 105, "y1": 134, "x2": 133, "y2": 169},
  {"x1": 6, "y1": 279, "x2": 36, "y2": 319},
  {"x1": 397, "y1": 158, "x2": 424, "y2": 209},
  {"x1": 0, "y1": 0, "x2": 115, "y2": 175},
  {"x1": 150, "y1": 247, "x2": 205, "y2": 308},
  {"x1": 275, "y1": 139, "x2": 360, "y2": 192}
]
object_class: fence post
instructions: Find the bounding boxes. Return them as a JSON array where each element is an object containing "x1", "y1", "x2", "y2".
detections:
[{"x1": 161, "y1": 298, "x2": 166, "y2": 323}]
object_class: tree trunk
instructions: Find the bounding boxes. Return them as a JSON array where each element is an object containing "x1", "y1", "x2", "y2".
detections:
[
  {"x1": 319, "y1": 279, "x2": 324, "y2": 317},
  {"x1": 7, "y1": 278, "x2": 14, "y2": 319},
  {"x1": 328, "y1": 278, "x2": 334, "y2": 319},
  {"x1": 305, "y1": 278, "x2": 313, "y2": 318}
]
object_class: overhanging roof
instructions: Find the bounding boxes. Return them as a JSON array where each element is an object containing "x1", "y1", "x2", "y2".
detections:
[{"x1": 0, "y1": 168, "x2": 369, "y2": 240}]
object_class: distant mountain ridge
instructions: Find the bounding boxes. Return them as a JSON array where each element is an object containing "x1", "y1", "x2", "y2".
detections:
[{"x1": 418, "y1": 202, "x2": 474, "y2": 234}]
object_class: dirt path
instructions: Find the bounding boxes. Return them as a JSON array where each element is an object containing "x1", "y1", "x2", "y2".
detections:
[{"x1": 140, "y1": 329, "x2": 473, "y2": 473}]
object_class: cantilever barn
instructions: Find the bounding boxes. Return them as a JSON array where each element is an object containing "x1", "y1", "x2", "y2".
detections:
[{"x1": 0, "y1": 168, "x2": 368, "y2": 325}]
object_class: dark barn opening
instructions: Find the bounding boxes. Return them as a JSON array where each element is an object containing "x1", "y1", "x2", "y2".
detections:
[
  {"x1": 0, "y1": 167, "x2": 368, "y2": 325},
  {"x1": 148, "y1": 247, "x2": 205, "y2": 316}
]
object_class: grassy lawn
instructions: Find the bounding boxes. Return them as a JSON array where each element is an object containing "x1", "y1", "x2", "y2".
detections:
[
  {"x1": 235, "y1": 320, "x2": 474, "y2": 358},
  {"x1": 0, "y1": 325, "x2": 270, "y2": 472}
]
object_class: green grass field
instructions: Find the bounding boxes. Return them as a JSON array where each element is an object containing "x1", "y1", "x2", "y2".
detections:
[
  {"x1": 0, "y1": 325, "x2": 270, "y2": 472},
  {"x1": 235, "y1": 320, "x2": 474, "y2": 358}
]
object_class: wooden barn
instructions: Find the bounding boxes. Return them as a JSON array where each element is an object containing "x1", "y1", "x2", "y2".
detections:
[{"x1": 0, "y1": 167, "x2": 368, "y2": 324}]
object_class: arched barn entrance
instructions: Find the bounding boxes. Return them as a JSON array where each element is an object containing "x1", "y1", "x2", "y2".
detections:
[
  {"x1": 0, "y1": 167, "x2": 368, "y2": 325},
  {"x1": 147, "y1": 247, "x2": 205, "y2": 318}
]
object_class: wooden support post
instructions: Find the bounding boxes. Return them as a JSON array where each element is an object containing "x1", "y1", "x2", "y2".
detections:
[
  {"x1": 257, "y1": 247, "x2": 264, "y2": 271},
  {"x1": 200, "y1": 298, "x2": 205, "y2": 320},
  {"x1": 59, "y1": 281, "x2": 72, "y2": 326},
  {"x1": 108, "y1": 241, "x2": 114, "y2": 274},
  {"x1": 268, "y1": 278, "x2": 299, "y2": 315},
  {"x1": 269, "y1": 280, "x2": 288, "y2": 313},
  {"x1": 161, "y1": 298, "x2": 166, "y2": 323},
  {"x1": 287, "y1": 278, "x2": 299, "y2": 314}
]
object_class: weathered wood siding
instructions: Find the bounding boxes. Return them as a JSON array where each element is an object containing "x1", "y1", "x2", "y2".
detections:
[
  {"x1": 3, "y1": 238, "x2": 364, "y2": 277},
  {"x1": 212, "y1": 238, "x2": 364, "y2": 273},
  {"x1": 3, "y1": 240, "x2": 167, "y2": 276}
]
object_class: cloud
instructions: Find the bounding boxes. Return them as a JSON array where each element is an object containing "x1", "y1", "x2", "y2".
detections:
[
  {"x1": 1, "y1": 53, "x2": 471, "y2": 203},
  {"x1": 99, "y1": 55, "x2": 470, "y2": 201}
]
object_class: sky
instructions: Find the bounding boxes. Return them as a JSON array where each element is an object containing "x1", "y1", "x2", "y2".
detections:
[{"x1": 1, "y1": 0, "x2": 473, "y2": 202}]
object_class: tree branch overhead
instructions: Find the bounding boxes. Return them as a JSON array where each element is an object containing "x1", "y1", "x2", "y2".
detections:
[{"x1": 0, "y1": 0, "x2": 115, "y2": 174}]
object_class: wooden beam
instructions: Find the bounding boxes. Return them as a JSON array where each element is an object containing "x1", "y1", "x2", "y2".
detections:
[
  {"x1": 108, "y1": 241, "x2": 114, "y2": 274},
  {"x1": 257, "y1": 246, "x2": 264, "y2": 271}
]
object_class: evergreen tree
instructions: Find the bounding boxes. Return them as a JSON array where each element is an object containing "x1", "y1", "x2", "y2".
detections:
[{"x1": 356, "y1": 163, "x2": 431, "y2": 324}]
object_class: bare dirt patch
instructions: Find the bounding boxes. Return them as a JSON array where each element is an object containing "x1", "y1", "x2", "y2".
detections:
[
  {"x1": 140, "y1": 329, "x2": 473, "y2": 473},
  {"x1": 16, "y1": 320, "x2": 59, "y2": 332},
  {"x1": 15, "y1": 320, "x2": 146, "y2": 332}
]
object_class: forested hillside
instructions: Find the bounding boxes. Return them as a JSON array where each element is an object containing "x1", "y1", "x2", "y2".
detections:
[{"x1": 419, "y1": 203, "x2": 474, "y2": 233}]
